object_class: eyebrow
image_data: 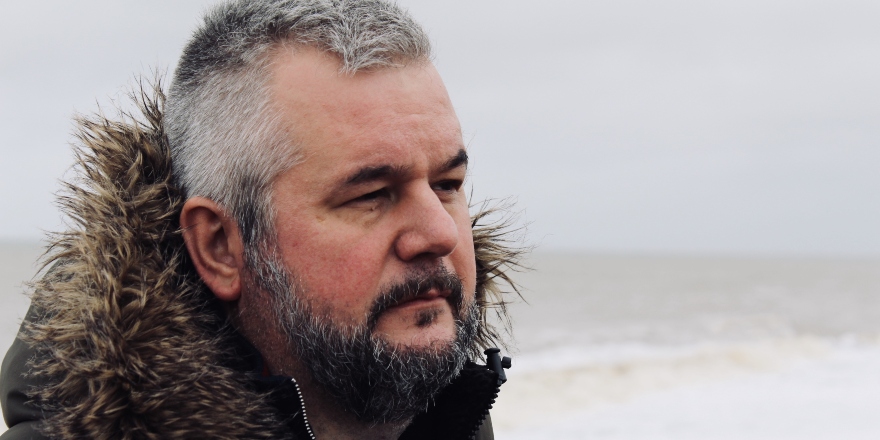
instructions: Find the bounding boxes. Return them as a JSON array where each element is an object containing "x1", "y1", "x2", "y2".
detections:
[
  {"x1": 342, "y1": 149, "x2": 469, "y2": 187},
  {"x1": 440, "y1": 149, "x2": 469, "y2": 173},
  {"x1": 343, "y1": 164, "x2": 410, "y2": 187}
]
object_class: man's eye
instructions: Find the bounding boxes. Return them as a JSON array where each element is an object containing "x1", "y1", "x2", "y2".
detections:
[
  {"x1": 350, "y1": 188, "x2": 389, "y2": 203},
  {"x1": 433, "y1": 180, "x2": 463, "y2": 192}
]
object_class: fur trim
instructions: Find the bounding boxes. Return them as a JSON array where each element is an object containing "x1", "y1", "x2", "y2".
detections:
[
  {"x1": 23, "y1": 82, "x2": 523, "y2": 438},
  {"x1": 471, "y1": 200, "x2": 527, "y2": 358}
]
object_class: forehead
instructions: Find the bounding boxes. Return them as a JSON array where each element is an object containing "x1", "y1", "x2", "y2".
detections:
[{"x1": 266, "y1": 47, "x2": 463, "y2": 170}]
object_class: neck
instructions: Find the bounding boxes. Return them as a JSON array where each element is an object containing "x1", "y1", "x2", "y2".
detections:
[
  {"x1": 294, "y1": 373, "x2": 412, "y2": 440},
  {"x1": 261, "y1": 344, "x2": 412, "y2": 439},
  {"x1": 232, "y1": 301, "x2": 413, "y2": 439}
]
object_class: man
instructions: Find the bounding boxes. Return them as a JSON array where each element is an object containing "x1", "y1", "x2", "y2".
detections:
[{"x1": 0, "y1": 0, "x2": 520, "y2": 439}]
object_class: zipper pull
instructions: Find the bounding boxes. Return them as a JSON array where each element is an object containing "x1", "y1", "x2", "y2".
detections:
[{"x1": 484, "y1": 348, "x2": 512, "y2": 386}]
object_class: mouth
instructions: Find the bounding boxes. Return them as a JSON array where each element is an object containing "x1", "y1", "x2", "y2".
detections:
[
  {"x1": 367, "y1": 270, "x2": 464, "y2": 330},
  {"x1": 387, "y1": 288, "x2": 450, "y2": 310}
]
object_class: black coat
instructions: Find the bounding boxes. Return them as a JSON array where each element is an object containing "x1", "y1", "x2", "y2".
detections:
[
  {"x1": 0, "y1": 87, "x2": 518, "y2": 440},
  {"x1": 2, "y1": 305, "x2": 500, "y2": 440}
]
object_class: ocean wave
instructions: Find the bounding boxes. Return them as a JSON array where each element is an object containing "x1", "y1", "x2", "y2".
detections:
[{"x1": 492, "y1": 335, "x2": 880, "y2": 432}]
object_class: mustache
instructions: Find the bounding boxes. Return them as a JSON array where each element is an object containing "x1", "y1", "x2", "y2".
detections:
[{"x1": 367, "y1": 267, "x2": 464, "y2": 331}]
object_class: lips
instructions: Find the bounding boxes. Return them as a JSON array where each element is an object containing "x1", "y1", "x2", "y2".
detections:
[
  {"x1": 366, "y1": 269, "x2": 464, "y2": 330},
  {"x1": 388, "y1": 288, "x2": 450, "y2": 309}
]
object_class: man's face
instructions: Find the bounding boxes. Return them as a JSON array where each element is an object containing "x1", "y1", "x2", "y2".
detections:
[{"x1": 265, "y1": 47, "x2": 477, "y2": 351}]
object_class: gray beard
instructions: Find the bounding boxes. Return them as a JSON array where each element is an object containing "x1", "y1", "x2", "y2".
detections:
[{"x1": 244, "y1": 246, "x2": 479, "y2": 423}]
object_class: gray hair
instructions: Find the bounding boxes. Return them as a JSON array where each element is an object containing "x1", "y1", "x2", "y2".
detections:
[{"x1": 165, "y1": 0, "x2": 432, "y2": 245}]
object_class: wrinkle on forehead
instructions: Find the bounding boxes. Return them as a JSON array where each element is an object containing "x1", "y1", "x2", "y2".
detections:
[
  {"x1": 267, "y1": 46, "x2": 452, "y2": 130},
  {"x1": 266, "y1": 46, "x2": 463, "y2": 180}
]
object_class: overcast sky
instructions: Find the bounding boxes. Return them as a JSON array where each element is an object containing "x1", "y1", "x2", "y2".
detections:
[{"x1": 1, "y1": 0, "x2": 878, "y2": 257}]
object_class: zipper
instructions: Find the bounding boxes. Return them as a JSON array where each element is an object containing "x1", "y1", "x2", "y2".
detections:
[
  {"x1": 290, "y1": 350, "x2": 510, "y2": 440},
  {"x1": 467, "y1": 382, "x2": 501, "y2": 440},
  {"x1": 291, "y1": 377, "x2": 317, "y2": 440},
  {"x1": 467, "y1": 348, "x2": 512, "y2": 439}
]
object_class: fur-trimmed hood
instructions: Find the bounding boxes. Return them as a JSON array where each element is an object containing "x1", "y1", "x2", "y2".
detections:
[{"x1": 6, "y1": 85, "x2": 522, "y2": 439}]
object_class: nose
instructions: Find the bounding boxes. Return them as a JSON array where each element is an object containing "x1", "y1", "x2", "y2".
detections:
[{"x1": 394, "y1": 186, "x2": 460, "y2": 262}]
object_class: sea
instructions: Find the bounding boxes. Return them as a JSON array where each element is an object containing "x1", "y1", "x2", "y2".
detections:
[{"x1": 2, "y1": 241, "x2": 879, "y2": 438}]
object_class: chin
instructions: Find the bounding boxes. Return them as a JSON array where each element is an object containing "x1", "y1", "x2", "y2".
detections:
[{"x1": 380, "y1": 318, "x2": 458, "y2": 351}]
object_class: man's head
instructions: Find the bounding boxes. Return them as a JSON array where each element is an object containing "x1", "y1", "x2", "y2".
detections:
[
  {"x1": 173, "y1": 0, "x2": 480, "y2": 423},
  {"x1": 166, "y1": 0, "x2": 432, "y2": 246}
]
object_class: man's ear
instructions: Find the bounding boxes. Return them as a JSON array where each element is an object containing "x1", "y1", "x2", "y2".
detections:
[{"x1": 180, "y1": 197, "x2": 245, "y2": 302}]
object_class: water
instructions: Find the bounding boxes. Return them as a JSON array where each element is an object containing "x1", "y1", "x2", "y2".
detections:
[
  {"x1": 2, "y1": 243, "x2": 879, "y2": 437},
  {"x1": 504, "y1": 254, "x2": 880, "y2": 349},
  {"x1": 492, "y1": 253, "x2": 880, "y2": 438}
]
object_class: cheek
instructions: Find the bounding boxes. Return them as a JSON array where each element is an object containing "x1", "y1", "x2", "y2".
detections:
[{"x1": 279, "y1": 221, "x2": 392, "y2": 310}]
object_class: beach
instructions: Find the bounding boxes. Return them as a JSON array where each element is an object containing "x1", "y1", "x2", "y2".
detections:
[
  {"x1": 493, "y1": 253, "x2": 880, "y2": 438},
  {"x1": 2, "y1": 242, "x2": 879, "y2": 437}
]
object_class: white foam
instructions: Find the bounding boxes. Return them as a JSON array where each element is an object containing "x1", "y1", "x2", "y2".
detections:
[{"x1": 493, "y1": 339, "x2": 880, "y2": 438}]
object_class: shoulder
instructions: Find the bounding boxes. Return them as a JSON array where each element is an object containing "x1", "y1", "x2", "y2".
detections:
[{"x1": 1, "y1": 305, "x2": 52, "y2": 440}]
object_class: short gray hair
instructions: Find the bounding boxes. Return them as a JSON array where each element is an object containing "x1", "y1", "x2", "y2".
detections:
[{"x1": 165, "y1": 0, "x2": 432, "y2": 245}]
